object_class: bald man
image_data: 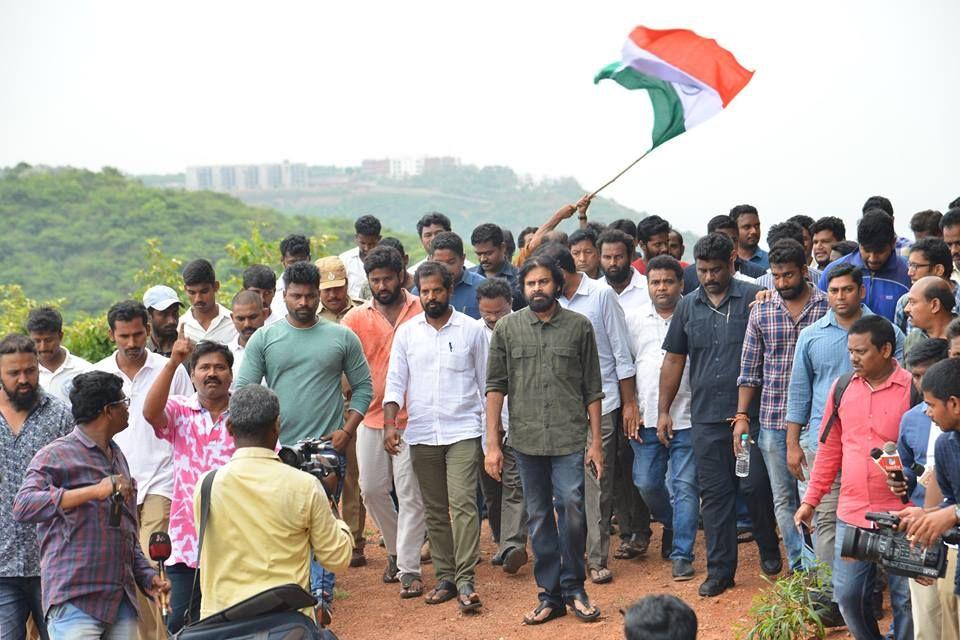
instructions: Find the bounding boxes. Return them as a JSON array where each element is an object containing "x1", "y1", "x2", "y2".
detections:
[
  {"x1": 903, "y1": 275, "x2": 958, "y2": 358},
  {"x1": 228, "y1": 290, "x2": 267, "y2": 381}
]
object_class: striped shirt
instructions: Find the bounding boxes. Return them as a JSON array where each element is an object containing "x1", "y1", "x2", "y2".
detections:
[
  {"x1": 13, "y1": 427, "x2": 157, "y2": 623},
  {"x1": 738, "y1": 286, "x2": 828, "y2": 430}
]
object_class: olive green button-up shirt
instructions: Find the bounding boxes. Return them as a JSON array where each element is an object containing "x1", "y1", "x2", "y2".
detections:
[{"x1": 485, "y1": 305, "x2": 604, "y2": 456}]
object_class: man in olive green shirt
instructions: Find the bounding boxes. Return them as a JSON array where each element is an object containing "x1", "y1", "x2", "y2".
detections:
[{"x1": 484, "y1": 254, "x2": 604, "y2": 626}]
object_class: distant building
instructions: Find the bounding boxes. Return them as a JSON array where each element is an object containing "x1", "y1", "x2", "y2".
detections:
[
  {"x1": 359, "y1": 156, "x2": 460, "y2": 180},
  {"x1": 185, "y1": 161, "x2": 307, "y2": 192}
]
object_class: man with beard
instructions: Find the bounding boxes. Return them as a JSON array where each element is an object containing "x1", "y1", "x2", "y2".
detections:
[
  {"x1": 315, "y1": 256, "x2": 367, "y2": 568},
  {"x1": 342, "y1": 246, "x2": 426, "y2": 594},
  {"x1": 95, "y1": 300, "x2": 193, "y2": 640},
  {"x1": 142, "y1": 336, "x2": 235, "y2": 633},
  {"x1": 143, "y1": 285, "x2": 183, "y2": 357},
  {"x1": 178, "y1": 259, "x2": 237, "y2": 345},
  {"x1": 597, "y1": 229, "x2": 653, "y2": 560},
  {"x1": 339, "y1": 214, "x2": 381, "y2": 300},
  {"x1": 0, "y1": 334, "x2": 72, "y2": 640},
  {"x1": 13, "y1": 371, "x2": 171, "y2": 639},
  {"x1": 659, "y1": 233, "x2": 781, "y2": 597},
  {"x1": 383, "y1": 261, "x2": 487, "y2": 613},
  {"x1": 26, "y1": 307, "x2": 92, "y2": 407},
  {"x1": 269, "y1": 234, "x2": 312, "y2": 320},
  {"x1": 632, "y1": 215, "x2": 671, "y2": 275},
  {"x1": 668, "y1": 230, "x2": 687, "y2": 264},
  {"x1": 734, "y1": 239, "x2": 828, "y2": 573},
  {"x1": 485, "y1": 254, "x2": 604, "y2": 625},
  {"x1": 235, "y1": 261, "x2": 372, "y2": 611},
  {"x1": 818, "y1": 210, "x2": 910, "y2": 321},
  {"x1": 415, "y1": 232, "x2": 486, "y2": 320},
  {"x1": 227, "y1": 290, "x2": 265, "y2": 383},
  {"x1": 470, "y1": 223, "x2": 523, "y2": 310},
  {"x1": 534, "y1": 242, "x2": 639, "y2": 585},
  {"x1": 731, "y1": 204, "x2": 768, "y2": 268},
  {"x1": 756, "y1": 222, "x2": 822, "y2": 290}
]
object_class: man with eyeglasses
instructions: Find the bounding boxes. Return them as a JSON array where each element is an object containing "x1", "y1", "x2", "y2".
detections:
[
  {"x1": 893, "y1": 238, "x2": 960, "y2": 333},
  {"x1": 14, "y1": 371, "x2": 171, "y2": 639}
]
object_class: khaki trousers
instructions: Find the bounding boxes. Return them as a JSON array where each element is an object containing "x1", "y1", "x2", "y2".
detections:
[
  {"x1": 340, "y1": 435, "x2": 366, "y2": 550},
  {"x1": 410, "y1": 438, "x2": 481, "y2": 588},
  {"x1": 136, "y1": 494, "x2": 170, "y2": 640}
]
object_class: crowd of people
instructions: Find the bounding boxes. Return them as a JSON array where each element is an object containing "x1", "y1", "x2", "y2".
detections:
[{"x1": 3, "y1": 193, "x2": 960, "y2": 640}]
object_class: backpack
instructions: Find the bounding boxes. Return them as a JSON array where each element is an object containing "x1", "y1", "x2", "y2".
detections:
[{"x1": 819, "y1": 371, "x2": 922, "y2": 444}]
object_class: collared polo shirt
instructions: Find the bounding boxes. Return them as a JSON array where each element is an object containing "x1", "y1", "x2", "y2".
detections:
[
  {"x1": 486, "y1": 305, "x2": 605, "y2": 457},
  {"x1": 179, "y1": 303, "x2": 239, "y2": 345},
  {"x1": 341, "y1": 292, "x2": 422, "y2": 429},
  {"x1": 383, "y1": 310, "x2": 487, "y2": 446},
  {"x1": 95, "y1": 350, "x2": 194, "y2": 504},
  {"x1": 38, "y1": 347, "x2": 93, "y2": 406},
  {"x1": 559, "y1": 273, "x2": 635, "y2": 415},
  {"x1": 662, "y1": 278, "x2": 763, "y2": 424},
  {"x1": 747, "y1": 247, "x2": 770, "y2": 269}
]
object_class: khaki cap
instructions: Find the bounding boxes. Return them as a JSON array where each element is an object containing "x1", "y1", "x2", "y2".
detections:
[{"x1": 316, "y1": 256, "x2": 348, "y2": 290}]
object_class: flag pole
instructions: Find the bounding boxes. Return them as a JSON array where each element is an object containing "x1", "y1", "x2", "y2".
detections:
[{"x1": 588, "y1": 147, "x2": 654, "y2": 199}]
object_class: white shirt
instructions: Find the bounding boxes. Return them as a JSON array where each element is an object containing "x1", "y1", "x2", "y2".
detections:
[
  {"x1": 612, "y1": 267, "x2": 651, "y2": 320},
  {"x1": 408, "y1": 256, "x2": 475, "y2": 276},
  {"x1": 227, "y1": 336, "x2": 246, "y2": 384},
  {"x1": 383, "y1": 310, "x2": 487, "y2": 446},
  {"x1": 179, "y1": 303, "x2": 238, "y2": 345},
  {"x1": 270, "y1": 278, "x2": 287, "y2": 320},
  {"x1": 339, "y1": 246, "x2": 367, "y2": 300},
  {"x1": 263, "y1": 308, "x2": 285, "y2": 327},
  {"x1": 477, "y1": 317, "x2": 510, "y2": 454},
  {"x1": 628, "y1": 307, "x2": 692, "y2": 431},
  {"x1": 38, "y1": 347, "x2": 93, "y2": 407},
  {"x1": 95, "y1": 350, "x2": 194, "y2": 504},
  {"x1": 559, "y1": 273, "x2": 636, "y2": 415}
]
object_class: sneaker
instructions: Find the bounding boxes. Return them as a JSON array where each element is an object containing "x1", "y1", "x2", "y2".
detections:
[{"x1": 672, "y1": 559, "x2": 695, "y2": 581}]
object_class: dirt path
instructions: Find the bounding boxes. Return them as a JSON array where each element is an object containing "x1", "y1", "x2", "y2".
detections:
[{"x1": 332, "y1": 521, "x2": 876, "y2": 639}]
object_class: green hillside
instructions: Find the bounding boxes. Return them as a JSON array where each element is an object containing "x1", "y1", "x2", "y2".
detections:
[{"x1": 0, "y1": 164, "x2": 415, "y2": 316}]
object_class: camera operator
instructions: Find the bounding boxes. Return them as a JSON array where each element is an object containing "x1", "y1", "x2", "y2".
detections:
[
  {"x1": 193, "y1": 384, "x2": 353, "y2": 623},
  {"x1": 13, "y1": 371, "x2": 170, "y2": 639},
  {"x1": 794, "y1": 315, "x2": 915, "y2": 640},
  {"x1": 887, "y1": 339, "x2": 959, "y2": 640},
  {"x1": 897, "y1": 357, "x2": 960, "y2": 634}
]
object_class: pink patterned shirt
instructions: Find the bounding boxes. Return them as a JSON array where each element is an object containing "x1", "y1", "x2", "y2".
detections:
[{"x1": 153, "y1": 394, "x2": 235, "y2": 567}]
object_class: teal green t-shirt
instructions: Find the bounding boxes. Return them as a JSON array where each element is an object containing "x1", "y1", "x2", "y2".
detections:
[{"x1": 235, "y1": 318, "x2": 373, "y2": 444}]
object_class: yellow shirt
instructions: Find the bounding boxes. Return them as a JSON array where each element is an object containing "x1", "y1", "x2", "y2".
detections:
[{"x1": 193, "y1": 447, "x2": 353, "y2": 618}]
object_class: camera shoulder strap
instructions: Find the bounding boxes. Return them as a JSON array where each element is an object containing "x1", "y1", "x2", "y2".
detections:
[
  {"x1": 183, "y1": 468, "x2": 218, "y2": 628},
  {"x1": 820, "y1": 372, "x2": 854, "y2": 445}
]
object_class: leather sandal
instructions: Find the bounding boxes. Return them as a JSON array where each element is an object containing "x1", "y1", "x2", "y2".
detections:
[
  {"x1": 424, "y1": 579, "x2": 457, "y2": 605},
  {"x1": 522, "y1": 600, "x2": 567, "y2": 625}
]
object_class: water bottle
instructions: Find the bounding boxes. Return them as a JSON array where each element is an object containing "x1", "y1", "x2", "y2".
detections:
[{"x1": 735, "y1": 433, "x2": 750, "y2": 478}]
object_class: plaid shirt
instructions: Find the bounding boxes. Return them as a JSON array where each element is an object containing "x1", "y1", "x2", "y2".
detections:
[
  {"x1": 13, "y1": 426, "x2": 156, "y2": 623},
  {"x1": 737, "y1": 286, "x2": 828, "y2": 430}
]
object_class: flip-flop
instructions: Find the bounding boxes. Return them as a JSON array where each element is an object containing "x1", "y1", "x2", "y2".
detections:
[
  {"x1": 424, "y1": 579, "x2": 457, "y2": 605},
  {"x1": 399, "y1": 574, "x2": 423, "y2": 599},
  {"x1": 564, "y1": 594, "x2": 601, "y2": 622},
  {"x1": 457, "y1": 583, "x2": 482, "y2": 613},
  {"x1": 522, "y1": 601, "x2": 567, "y2": 625},
  {"x1": 589, "y1": 567, "x2": 613, "y2": 584}
]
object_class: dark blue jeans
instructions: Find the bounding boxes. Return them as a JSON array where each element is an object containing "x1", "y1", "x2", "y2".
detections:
[
  {"x1": 0, "y1": 576, "x2": 47, "y2": 640},
  {"x1": 310, "y1": 448, "x2": 348, "y2": 603},
  {"x1": 167, "y1": 563, "x2": 201, "y2": 632},
  {"x1": 514, "y1": 450, "x2": 587, "y2": 607}
]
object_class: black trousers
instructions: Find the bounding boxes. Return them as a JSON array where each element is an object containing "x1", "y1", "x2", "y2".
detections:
[{"x1": 692, "y1": 421, "x2": 780, "y2": 581}]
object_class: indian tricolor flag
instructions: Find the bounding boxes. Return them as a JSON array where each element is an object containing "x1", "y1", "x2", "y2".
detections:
[{"x1": 595, "y1": 26, "x2": 754, "y2": 149}]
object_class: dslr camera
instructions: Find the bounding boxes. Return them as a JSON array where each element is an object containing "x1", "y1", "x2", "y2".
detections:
[
  {"x1": 841, "y1": 511, "x2": 960, "y2": 580},
  {"x1": 278, "y1": 438, "x2": 344, "y2": 496}
]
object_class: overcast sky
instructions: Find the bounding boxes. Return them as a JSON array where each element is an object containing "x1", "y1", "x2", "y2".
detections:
[{"x1": 2, "y1": 0, "x2": 957, "y2": 236}]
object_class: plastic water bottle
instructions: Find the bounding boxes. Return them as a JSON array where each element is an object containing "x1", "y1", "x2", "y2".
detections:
[{"x1": 735, "y1": 434, "x2": 750, "y2": 478}]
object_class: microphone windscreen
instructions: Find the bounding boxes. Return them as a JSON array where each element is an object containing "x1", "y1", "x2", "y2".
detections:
[
  {"x1": 148, "y1": 531, "x2": 172, "y2": 562},
  {"x1": 870, "y1": 448, "x2": 883, "y2": 460}
]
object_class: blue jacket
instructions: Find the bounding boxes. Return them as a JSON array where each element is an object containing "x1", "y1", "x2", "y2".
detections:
[
  {"x1": 817, "y1": 250, "x2": 910, "y2": 322},
  {"x1": 897, "y1": 403, "x2": 933, "y2": 504}
]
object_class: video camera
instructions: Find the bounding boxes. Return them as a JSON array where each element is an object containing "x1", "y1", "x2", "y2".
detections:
[
  {"x1": 278, "y1": 438, "x2": 344, "y2": 495},
  {"x1": 841, "y1": 511, "x2": 960, "y2": 580}
]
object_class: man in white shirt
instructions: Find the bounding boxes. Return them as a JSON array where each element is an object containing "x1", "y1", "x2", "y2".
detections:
[
  {"x1": 269, "y1": 234, "x2": 312, "y2": 320},
  {"x1": 26, "y1": 306, "x2": 92, "y2": 406},
  {"x1": 534, "y1": 242, "x2": 642, "y2": 584},
  {"x1": 178, "y1": 259, "x2": 237, "y2": 345},
  {"x1": 242, "y1": 264, "x2": 284, "y2": 327},
  {"x1": 599, "y1": 230, "x2": 650, "y2": 319},
  {"x1": 626, "y1": 255, "x2": 698, "y2": 582},
  {"x1": 95, "y1": 300, "x2": 193, "y2": 639},
  {"x1": 228, "y1": 290, "x2": 266, "y2": 382},
  {"x1": 339, "y1": 214, "x2": 381, "y2": 300},
  {"x1": 474, "y1": 278, "x2": 528, "y2": 574},
  {"x1": 383, "y1": 261, "x2": 487, "y2": 613}
]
